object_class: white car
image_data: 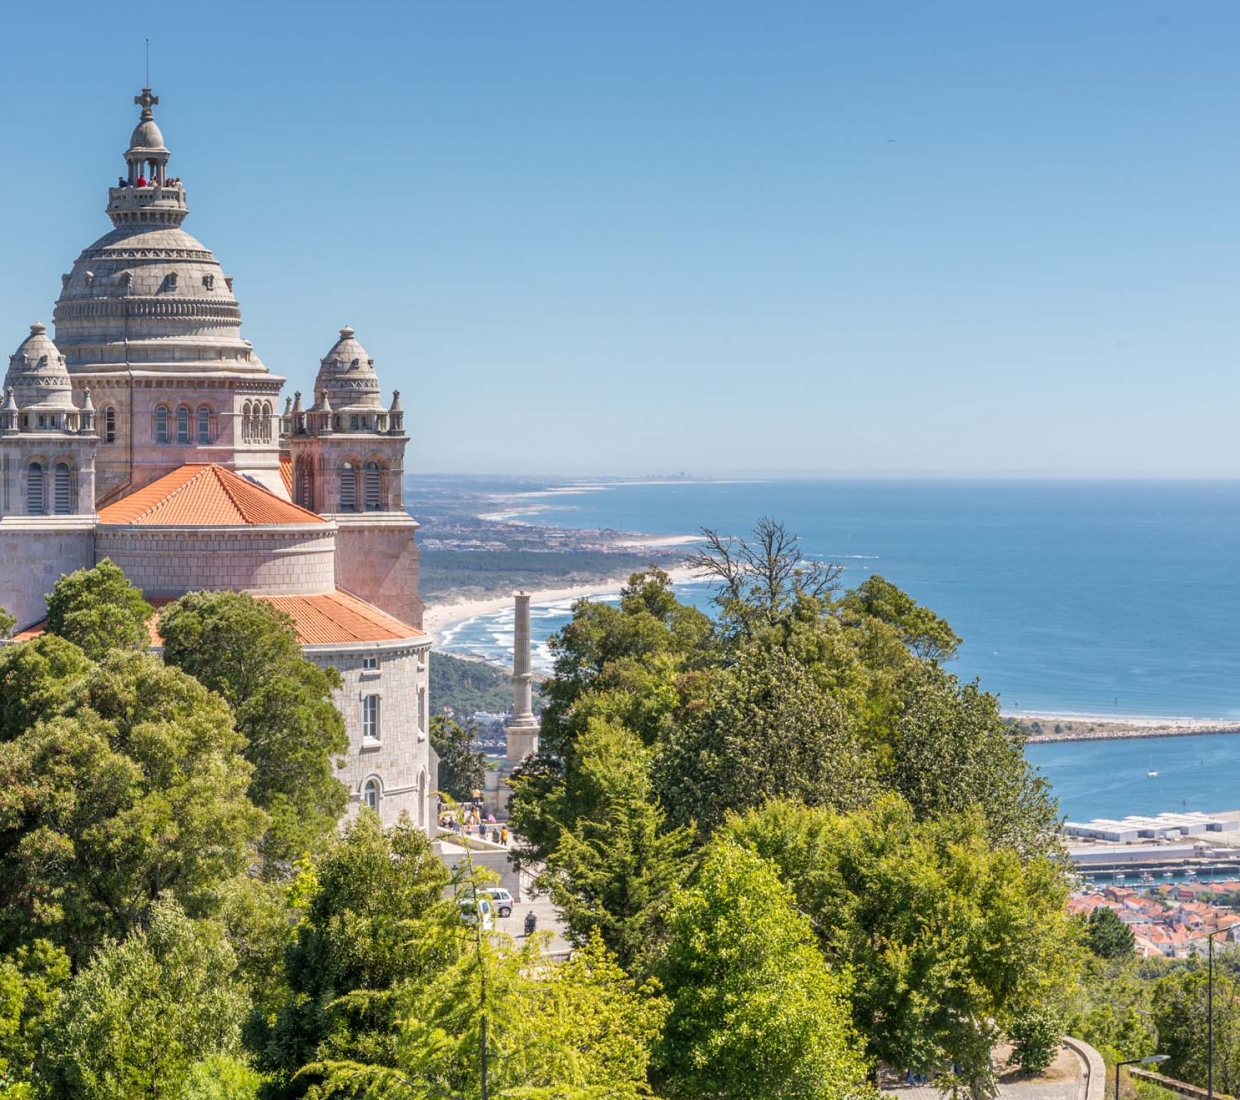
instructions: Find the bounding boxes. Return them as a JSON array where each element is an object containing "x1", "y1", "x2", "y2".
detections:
[
  {"x1": 458, "y1": 896, "x2": 495, "y2": 931},
  {"x1": 480, "y1": 888, "x2": 514, "y2": 918}
]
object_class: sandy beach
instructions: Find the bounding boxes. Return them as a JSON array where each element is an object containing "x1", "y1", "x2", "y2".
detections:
[{"x1": 423, "y1": 563, "x2": 706, "y2": 643}]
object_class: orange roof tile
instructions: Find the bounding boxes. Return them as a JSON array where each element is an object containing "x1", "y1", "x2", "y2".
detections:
[
  {"x1": 12, "y1": 590, "x2": 422, "y2": 648},
  {"x1": 279, "y1": 455, "x2": 293, "y2": 497},
  {"x1": 261, "y1": 590, "x2": 424, "y2": 644},
  {"x1": 97, "y1": 464, "x2": 325, "y2": 526}
]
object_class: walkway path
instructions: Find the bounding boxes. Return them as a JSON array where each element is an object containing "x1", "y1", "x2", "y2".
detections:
[{"x1": 883, "y1": 1045, "x2": 1086, "y2": 1100}]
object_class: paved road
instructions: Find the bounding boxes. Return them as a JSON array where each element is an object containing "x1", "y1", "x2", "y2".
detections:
[{"x1": 883, "y1": 1046, "x2": 1084, "y2": 1100}]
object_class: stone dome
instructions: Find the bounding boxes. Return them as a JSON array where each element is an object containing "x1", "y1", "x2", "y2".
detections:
[
  {"x1": 129, "y1": 117, "x2": 166, "y2": 151},
  {"x1": 50, "y1": 89, "x2": 270, "y2": 380},
  {"x1": 5, "y1": 323, "x2": 75, "y2": 409},
  {"x1": 312, "y1": 327, "x2": 384, "y2": 411}
]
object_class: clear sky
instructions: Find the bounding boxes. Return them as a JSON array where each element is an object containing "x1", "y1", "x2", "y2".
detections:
[{"x1": 2, "y1": 2, "x2": 1239, "y2": 476}]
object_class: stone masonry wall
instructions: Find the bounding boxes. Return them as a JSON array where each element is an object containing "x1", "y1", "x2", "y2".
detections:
[
  {"x1": 308, "y1": 640, "x2": 433, "y2": 835},
  {"x1": 332, "y1": 515, "x2": 423, "y2": 628},
  {"x1": 95, "y1": 526, "x2": 336, "y2": 596},
  {"x1": 0, "y1": 520, "x2": 96, "y2": 629}
]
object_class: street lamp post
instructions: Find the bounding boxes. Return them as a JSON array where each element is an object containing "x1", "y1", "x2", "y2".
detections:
[
  {"x1": 1207, "y1": 923, "x2": 1240, "y2": 1100},
  {"x1": 1116, "y1": 1055, "x2": 1170, "y2": 1100}
]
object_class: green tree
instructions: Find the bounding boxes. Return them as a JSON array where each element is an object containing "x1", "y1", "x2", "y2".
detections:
[
  {"x1": 537, "y1": 718, "x2": 693, "y2": 973},
  {"x1": 160, "y1": 591, "x2": 349, "y2": 867},
  {"x1": 841, "y1": 574, "x2": 961, "y2": 662},
  {"x1": 0, "y1": 653, "x2": 265, "y2": 964},
  {"x1": 428, "y1": 715, "x2": 487, "y2": 802},
  {"x1": 44, "y1": 559, "x2": 153, "y2": 660},
  {"x1": 886, "y1": 665, "x2": 1060, "y2": 858},
  {"x1": 1152, "y1": 962, "x2": 1240, "y2": 1095},
  {"x1": 654, "y1": 838, "x2": 869, "y2": 1100},
  {"x1": 311, "y1": 926, "x2": 668, "y2": 1100},
  {"x1": 1085, "y1": 906, "x2": 1136, "y2": 960},
  {"x1": 250, "y1": 813, "x2": 456, "y2": 1100},
  {"x1": 724, "y1": 798, "x2": 1078, "y2": 1099},
  {"x1": 38, "y1": 898, "x2": 251, "y2": 1100},
  {"x1": 653, "y1": 643, "x2": 875, "y2": 835},
  {"x1": 0, "y1": 940, "x2": 70, "y2": 1098},
  {"x1": 0, "y1": 634, "x2": 93, "y2": 741},
  {"x1": 0, "y1": 608, "x2": 15, "y2": 640},
  {"x1": 510, "y1": 568, "x2": 712, "y2": 863}
]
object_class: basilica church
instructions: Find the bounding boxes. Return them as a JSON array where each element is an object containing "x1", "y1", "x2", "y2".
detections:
[{"x1": 0, "y1": 89, "x2": 434, "y2": 832}]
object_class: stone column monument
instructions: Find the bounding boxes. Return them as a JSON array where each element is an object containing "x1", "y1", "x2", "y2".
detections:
[{"x1": 505, "y1": 591, "x2": 540, "y2": 768}]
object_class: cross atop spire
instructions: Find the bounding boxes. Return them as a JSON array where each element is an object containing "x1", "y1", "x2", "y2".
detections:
[{"x1": 134, "y1": 88, "x2": 159, "y2": 119}]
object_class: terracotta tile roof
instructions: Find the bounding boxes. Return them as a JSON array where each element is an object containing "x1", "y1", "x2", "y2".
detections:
[
  {"x1": 13, "y1": 590, "x2": 422, "y2": 647},
  {"x1": 279, "y1": 455, "x2": 293, "y2": 497},
  {"x1": 97, "y1": 464, "x2": 325, "y2": 526},
  {"x1": 261, "y1": 590, "x2": 424, "y2": 644}
]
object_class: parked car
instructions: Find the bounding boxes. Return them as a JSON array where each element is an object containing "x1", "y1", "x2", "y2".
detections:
[
  {"x1": 458, "y1": 896, "x2": 495, "y2": 931},
  {"x1": 480, "y1": 887, "x2": 514, "y2": 918}
]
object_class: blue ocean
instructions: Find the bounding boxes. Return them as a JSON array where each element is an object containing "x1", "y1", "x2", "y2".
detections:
[{"x1": 435, "y1": 479, "x2": 1240, "y2": 820}]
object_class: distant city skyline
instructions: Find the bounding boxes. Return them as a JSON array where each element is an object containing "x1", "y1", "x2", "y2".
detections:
[{"x1": 3, "y1": 2, "x2": 1240, "y2": 476}]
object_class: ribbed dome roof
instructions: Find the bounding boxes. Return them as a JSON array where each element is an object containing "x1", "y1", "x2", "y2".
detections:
[
  {"x1": 5, "y1": 323, "x2": 75, "y2": 409},
  {"x1": 312, "y1": 326, "x2": 384, "y2": 410},
  {"x1": 129, "y1": 117, "x2": 166, "y2": 151}
]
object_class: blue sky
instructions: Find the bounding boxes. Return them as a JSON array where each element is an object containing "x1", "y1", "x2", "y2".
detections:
[{"x1": 2, "y1": 2, "x2": 1238, "y2": 476}]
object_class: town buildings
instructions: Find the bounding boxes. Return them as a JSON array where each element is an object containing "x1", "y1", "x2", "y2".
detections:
[{"x1": 0, "y1": 88, "x2": 433, "y2": 831}]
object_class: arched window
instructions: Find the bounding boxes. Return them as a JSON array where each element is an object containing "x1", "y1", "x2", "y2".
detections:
[
  {"x1": 241, "y1": 401, "x2": 252, "y2": 443},
  {"x1": 349, "y1": 415, "x2": 359, "y2": 431},
  {"x1": 296, "y1": 457, "x2": 315, "y2": 510},
  {"x1": 104, "y1": 407, "x2": 116, "y2": 444},
  {"x1": 362, "y1": 778, "x2": 381, "y2": 812},
  {"x1": 363, "y1": 461, "x2": 382, "y2": 511},
  {"x1": 26, "y1": 462, "x2": 45, "y2": 515},
  {"x1": 53, "y1": 463, "x2": 72, "y2": 514},
  {"x1": 176, "y1": 406, "x2": 190, "y2": 444},
  {"x1": 261, "y1": 401, "x2": 273, "y2": 442},
  {"x1": 197, "y1": 406, "x2": 211, "y2": 444},
  {"x1": 155, "y1": 406, "x2": 169, "y2": 444},
  {"x1": 339, "y1": 461, "x2": 357, "y2": 512}
]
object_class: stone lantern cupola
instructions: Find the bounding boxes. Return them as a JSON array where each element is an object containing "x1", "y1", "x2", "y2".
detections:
[
  {"x1": 4, "y1": 324, "x2": 95, "y2": 435},
  {"x1": 290, "y1": 327, "x2": 409, "y2": 513},
  {"x1": 0, "y1": 324, "x2": 98, "y2": 516}
]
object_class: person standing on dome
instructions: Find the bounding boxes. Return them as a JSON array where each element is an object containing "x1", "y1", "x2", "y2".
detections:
[{"x1": 136, "y1": 174, "x2": 147, "y2": 187}]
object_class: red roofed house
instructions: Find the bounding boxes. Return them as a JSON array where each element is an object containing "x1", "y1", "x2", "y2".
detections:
[{"x1": 0, "y1": 89, "x2": 432, "y2": 832}]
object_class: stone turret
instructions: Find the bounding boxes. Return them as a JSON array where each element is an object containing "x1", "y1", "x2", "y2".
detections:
[
  {"x1": 286, "y1": 327, "x2": 421, "y2": 626},
  {"x1": 0, "y1": 323, "x2": 98, "y2": 518}
]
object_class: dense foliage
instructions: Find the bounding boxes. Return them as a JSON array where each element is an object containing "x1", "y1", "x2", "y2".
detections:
[
  {"x1": 428, "y1": 714, "x2": 488, "y2": 802},
  {"x1": 0, "y1": 528, "x2": 1087, "y2": 1099},
  {"x1": 160, "y1": 591, "x2": 349, "y2": 867},
  {"x1": 430, "y1": 651, "x2": 542, "y2": 718}
]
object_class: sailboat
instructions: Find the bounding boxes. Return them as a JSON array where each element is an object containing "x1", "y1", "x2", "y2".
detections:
[{"x1": 1147, "y1": 755, "x2": 1158, "y2": 778}]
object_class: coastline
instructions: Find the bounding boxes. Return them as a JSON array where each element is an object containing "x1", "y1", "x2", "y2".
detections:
[
  {"x1": 422, "y1": 563, "x2": 706, "y2": 644},
  {"x1": 1013, "y1": 713, "x2": 1240, "y2": 744}
]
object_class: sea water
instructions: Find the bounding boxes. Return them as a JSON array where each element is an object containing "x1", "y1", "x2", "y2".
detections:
[{"x1": 433, "y1": 478, "x2": 1240, "y2": 820}]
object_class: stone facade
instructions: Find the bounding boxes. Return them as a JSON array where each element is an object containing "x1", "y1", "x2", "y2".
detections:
[
  {"x1": 95, "y1": 525, "x2": 338, "y2": 597},
  {"x1": 332, "y1": 514, "x2": 423, "y2": 629},
  {"x1": 306, "y1": 639, "x2": 435, "y2": 827},
  {"x1": 0, "y1": 88, "x2": 434, "y2": 835},
  {"x1": 0, "y1": 519, "x2": 96, "y2": 629}
]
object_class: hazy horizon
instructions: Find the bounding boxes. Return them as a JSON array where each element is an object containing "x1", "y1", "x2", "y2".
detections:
[{"x1": 4, "y1": 2, "x2": 1239, "y2": 477}]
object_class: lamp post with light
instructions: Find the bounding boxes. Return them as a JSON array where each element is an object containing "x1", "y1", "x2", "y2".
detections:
[
  {"x1": 1207, "y1": 922, "x2": 1240, "y2": 1100},
  {"x1": 1115, "y1": 1055, "x2": 1169, "y2": 1100}
]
